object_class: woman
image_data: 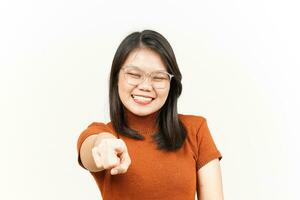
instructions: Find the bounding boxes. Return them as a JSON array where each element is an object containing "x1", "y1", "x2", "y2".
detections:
[{"x1": 77, "y1": 30, "x2": 224, "y2": 200}]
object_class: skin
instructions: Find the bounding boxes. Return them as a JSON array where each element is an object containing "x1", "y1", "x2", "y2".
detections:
[
  {"x1": 197, "y1": 159, "x2": 224, "y2": 200},
  {"x1": 80, "y1": 48, "x2": 169, "y2": 174},
  {"x1": 118, "y1": 48, "x2": 170, "y2": 116},
  {"x1": 118, "y1": 47, "x2": 224, "y2": 199},
  {"x1": 80, "y1": 47, "x2": 224, "y2": 198}
]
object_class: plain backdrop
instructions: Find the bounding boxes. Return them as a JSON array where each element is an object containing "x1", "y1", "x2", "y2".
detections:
[{"x1": 1, "y1": 0, "x2": 299, "y2": 199}]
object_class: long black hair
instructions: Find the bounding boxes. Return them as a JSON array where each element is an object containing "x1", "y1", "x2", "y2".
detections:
[{"x1": 109, "y1": 30, "x2": 186, "y2": 151}]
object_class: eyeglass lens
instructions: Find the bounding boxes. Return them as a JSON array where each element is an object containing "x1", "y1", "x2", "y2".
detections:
[{"x1": 123, "y1": 68, "x2": 171, "y2": 89}]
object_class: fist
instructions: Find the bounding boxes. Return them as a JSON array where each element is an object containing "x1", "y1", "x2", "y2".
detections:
[{"x1": 92, "y1": 138, "x2": 131, "y2": 175}]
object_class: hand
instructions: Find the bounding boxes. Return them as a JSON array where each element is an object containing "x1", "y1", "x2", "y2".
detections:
[{"x1": 92, "y1": 138, "x2": 131, "y2": 175}]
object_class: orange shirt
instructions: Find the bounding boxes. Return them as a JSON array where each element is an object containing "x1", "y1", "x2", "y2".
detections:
[{"x1": 77, "y1": 110, "x2": 222, "y2": 200}]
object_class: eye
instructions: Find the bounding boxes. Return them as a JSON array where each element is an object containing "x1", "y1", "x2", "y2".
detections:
[
  {"x1": 152, "y1": 73, "x2": 168, "y2": 81},
  {"x1": 127, "y1": 72, "x2": 142, "y2": 79},
  {"x1": 153, "y1": 77, "x2": 165, "y2": 80}
]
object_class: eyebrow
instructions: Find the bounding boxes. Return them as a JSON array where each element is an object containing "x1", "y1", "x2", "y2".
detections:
[{"x1": 125, "y1": 65, "x2": 167, "y2": 73}]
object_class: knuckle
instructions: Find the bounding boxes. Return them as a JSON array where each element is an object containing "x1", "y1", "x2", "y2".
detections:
[
  {"x1": 103, "y1": 162, "x2": 116, "y2": 169},
  {"x1": 103, "y1": 158, "x2": 117, "y2": 168},
  {"x1": 118, "y1": 139, "x2": 126, "y2": 148},
  {"x1": 99, "y1": 139, "x2": 109, "y2": 146},
  {"x1": 119, "y1": 138, "x2": 125, "y2": 145},
  {"x1": 106, "y1": 161, "x2": 116, "y2": 168},
  {"x1": 102, "y1": 163, "x2": 109, "y2": 169},
  {"x1": 100, "y1": 138, "x2": 114, "y2": 148},
  {"x1": 95, "y1": 162, "x2": 102, "y2": 168}
]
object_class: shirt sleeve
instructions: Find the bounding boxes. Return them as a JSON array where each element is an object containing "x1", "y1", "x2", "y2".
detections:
[
  {"x1": 196, "y1": 118, "x2": 222, "y2": 171},
  {"x1": 76, "y1": 122, "x2": 112, "y2": 169}
]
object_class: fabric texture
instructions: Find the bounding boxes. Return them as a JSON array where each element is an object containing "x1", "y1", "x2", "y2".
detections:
[{"x1": 77, "y1": 109, "x2": 222, "y2": 200}]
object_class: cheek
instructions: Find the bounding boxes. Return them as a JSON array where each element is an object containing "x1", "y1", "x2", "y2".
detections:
[
  {"x1": 157, "y1": 88, "x2": 170, "y2": 102},
  {"x1": 118, "y1": 78, "x2": 134, "y2": 99},
  {"x1": 118, "y1": 77, "x2": 126, "y2": 101}
]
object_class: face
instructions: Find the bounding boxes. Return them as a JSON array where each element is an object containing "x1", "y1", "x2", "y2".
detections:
[{"x1": 118, "y1": 48, "x2": 171, "y2": 116}]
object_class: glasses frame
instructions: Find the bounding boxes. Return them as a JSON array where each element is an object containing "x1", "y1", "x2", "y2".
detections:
[{"x1": 120, "y1": 66, "x2": 174, "y2": 89}]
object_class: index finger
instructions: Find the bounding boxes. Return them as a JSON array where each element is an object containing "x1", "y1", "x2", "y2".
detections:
[{"x1": 110, "y1": 151, "x2": 131, "y2": 175}]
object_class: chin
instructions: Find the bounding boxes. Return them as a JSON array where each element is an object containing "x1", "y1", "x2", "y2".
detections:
[
  {"x1": 131, "y1": 109, "x2": 152, "y2": 116},
  {"x1": 127, "y1": 106, "x2": 158, "y2": 116}
]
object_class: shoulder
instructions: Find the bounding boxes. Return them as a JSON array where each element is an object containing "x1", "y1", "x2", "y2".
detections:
[
  {"x1": 178, "y1": 113, "x2": 207, "y2": 129},
  {"x1": 82, "y1": 121, "x2": 113, "y2": 134},
  {"x1": 177, "y1": 113, "x2": 209, "y2": 142},
  {"x1": 87, "y1": 121, "x2": 110, "y2": 128},
  {"x1": 177, "y1": 114, "x2": 208, "y2": 155},
  {"x1": 86, "y1": 121, "x2": 119, "y2": 138}
]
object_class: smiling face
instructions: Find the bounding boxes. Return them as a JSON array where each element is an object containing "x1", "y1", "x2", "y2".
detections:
[{"x1": 118, "y1": 48, "x2": 171, "y2": 116}]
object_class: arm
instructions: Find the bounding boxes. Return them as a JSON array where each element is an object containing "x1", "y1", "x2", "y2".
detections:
[
  {"x1": 197, "y1": 158, "x2": 224, "y2": 200},
  {"x1": 79, "y1": 132, "x2": 117, "y2": 172}
]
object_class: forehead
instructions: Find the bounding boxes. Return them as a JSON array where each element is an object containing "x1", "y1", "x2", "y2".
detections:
[{"x1": 123, "y1": 48, "x2": 167, "y2": 72}]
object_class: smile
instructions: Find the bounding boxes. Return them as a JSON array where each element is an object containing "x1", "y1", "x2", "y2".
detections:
[{"x1": 131, "y1": 95, "x2": 155, "y2": 105}]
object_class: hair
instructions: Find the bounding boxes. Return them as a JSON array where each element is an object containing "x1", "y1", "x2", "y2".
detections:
[{"x1": 109, "y1": 30, "x2": 187, "y2": 151}]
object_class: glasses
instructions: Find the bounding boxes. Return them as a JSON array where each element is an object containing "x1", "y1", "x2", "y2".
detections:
[{"x1": 121, "y1": 66, "x2": 174, "y2": 89}]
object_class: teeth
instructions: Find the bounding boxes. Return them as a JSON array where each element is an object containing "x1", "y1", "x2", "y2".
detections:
[{"x1": 132, "y1": 95, "x2": 153, "y2": 102}]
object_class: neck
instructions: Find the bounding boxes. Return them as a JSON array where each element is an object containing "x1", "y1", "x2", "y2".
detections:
[{"x1": 124, "y1": 108, "x2": 159, "y2": 135}]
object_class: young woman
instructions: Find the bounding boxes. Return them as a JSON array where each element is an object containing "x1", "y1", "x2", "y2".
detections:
[{"x1": 77, "y1": 30, "x2": 224, "y2": 200}]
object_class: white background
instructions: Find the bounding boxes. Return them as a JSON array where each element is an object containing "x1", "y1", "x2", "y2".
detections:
[{"x1": 1, "y1": 0, "x2": 299, "y2": 199}]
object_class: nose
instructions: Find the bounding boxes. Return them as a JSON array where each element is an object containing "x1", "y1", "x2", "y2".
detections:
[{"x1": 137, "y1": 76, "x2": 153, "y2": 91}]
